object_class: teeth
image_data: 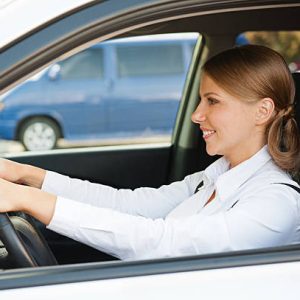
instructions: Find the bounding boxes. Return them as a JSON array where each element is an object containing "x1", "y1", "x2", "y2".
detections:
[{"x1": 203, "y1": 130, "x2": 215, "y2": 137}]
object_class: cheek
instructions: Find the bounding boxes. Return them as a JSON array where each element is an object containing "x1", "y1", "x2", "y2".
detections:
[
  {"x1": 215, "y1": 111, "x2": 253, "y2": 136},
  {"x1": 212, "y1": 111, "x2": 236, "y2": 132}
]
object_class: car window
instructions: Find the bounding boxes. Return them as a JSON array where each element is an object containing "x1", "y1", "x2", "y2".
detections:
[
  {"x1": 237, "y1": 31, "x2": 300, "y2": 71},
  {"x1": 0, "y1": 33, "x2": 199, "y2": 153}
]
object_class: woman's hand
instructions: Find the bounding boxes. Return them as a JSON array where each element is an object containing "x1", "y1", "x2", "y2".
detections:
[
  {"x1": 0, "y1": 178, "x2": 56, "y2": 225},
  {"x1": 0, "y1": 158, "x2": 24, "y2": 183},
  {"x1": 0, "y1": 158, "x2": 46, "y2": 189},
  {"x1": 0, "y1": 178, "x2": 25, "y2": 212}
]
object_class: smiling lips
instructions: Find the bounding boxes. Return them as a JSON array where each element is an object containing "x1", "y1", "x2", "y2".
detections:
[{"x1": 201, "y1": 128, "x2": 216, "y2": 139}]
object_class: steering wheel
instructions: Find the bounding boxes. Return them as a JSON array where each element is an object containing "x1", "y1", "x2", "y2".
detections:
[{"x1": 0, "y1": 212, "x2": 58, "y2": 268}]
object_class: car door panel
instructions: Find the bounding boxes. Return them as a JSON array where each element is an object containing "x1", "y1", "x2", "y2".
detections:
[
  {"x1": 8, "y1": 144, "x2": 171, "y2": 188},
  {"x1": 1, "y1": 246, "x2": 300, "y2": 296}
]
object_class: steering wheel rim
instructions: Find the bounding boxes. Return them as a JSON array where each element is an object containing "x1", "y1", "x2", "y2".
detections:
[{"x1": 0, "y1": 212, "x2": 57, "y2": 268}]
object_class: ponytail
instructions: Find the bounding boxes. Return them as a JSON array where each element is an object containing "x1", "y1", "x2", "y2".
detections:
[{"x1": 268, "y1": 106, "x2": 300, "y2": 175}]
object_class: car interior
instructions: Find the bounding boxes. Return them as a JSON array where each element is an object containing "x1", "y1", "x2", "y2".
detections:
[{"x1": 0, "y1": 3, "x2": 300, "y2": 271}]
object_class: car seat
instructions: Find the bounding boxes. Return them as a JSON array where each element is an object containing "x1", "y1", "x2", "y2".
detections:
[{"x1": 292, "y1": 72, "x2": 300, "y2": 183}]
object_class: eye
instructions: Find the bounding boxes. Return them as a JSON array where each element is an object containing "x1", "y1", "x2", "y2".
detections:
[{"x1": 207, "y1": 97, "x2": 219, "y2": 105}]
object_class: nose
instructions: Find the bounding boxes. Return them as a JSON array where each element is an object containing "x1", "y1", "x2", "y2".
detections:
[{"x1": 191, "y1": 101, "x2": 206, "y2": 124}]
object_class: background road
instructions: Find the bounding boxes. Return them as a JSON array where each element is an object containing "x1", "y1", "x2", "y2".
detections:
[{"x1": 0, "y1": 135, "x2": 170, "y2": 154}]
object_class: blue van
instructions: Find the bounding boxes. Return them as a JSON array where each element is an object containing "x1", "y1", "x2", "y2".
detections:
[{"x1": 0, "y1": 33, "x2": 198, "y2": 150}]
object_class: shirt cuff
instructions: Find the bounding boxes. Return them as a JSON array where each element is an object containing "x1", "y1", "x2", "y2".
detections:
[
  {"x1": 42, "y1": 171, "x2": 70, "y2": 196},
  {"x1": 47, "y1": 196, "x2": 82, "y2": 239}
]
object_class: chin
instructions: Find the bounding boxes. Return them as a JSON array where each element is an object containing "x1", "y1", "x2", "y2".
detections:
[
  {"x1": 205, "y1": 146, "x2": 220, "y2": 157},
  {"x1": 205, "y1": 141, "x2": 226, "y2": 156}
]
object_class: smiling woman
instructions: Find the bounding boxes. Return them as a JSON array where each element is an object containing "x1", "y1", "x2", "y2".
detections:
[
  {"x1": 0, "y1": 45, "x2": 299, "y2": 262},
  {"x1": 192, "y1": 74, "x2": 264, "y2": 167},
  {"x1": 194, "y1": 45, "x2": 299, "y2": 173}
]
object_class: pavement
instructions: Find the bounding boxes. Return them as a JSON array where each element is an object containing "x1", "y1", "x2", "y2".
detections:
[{"x1": 0, "y1": 135, "x2": 171, "y2": 154}]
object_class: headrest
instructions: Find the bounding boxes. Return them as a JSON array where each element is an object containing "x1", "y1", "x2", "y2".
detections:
[{"x1": 292, "y1": 72, "x2": 300, "y2": 126}]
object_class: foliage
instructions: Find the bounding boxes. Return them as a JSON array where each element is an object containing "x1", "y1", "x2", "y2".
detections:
[{"x1": 244, "y1": 31, "x2": 300, "y2": 66}]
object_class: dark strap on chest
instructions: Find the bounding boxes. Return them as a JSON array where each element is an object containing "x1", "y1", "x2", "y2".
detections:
[
  {"x1": 193, "y1": 181, "x2": 300, "y2": 210},
  {"x1": 194, "y1": 181, "x2": 204, "y2": 194},
  {"x1": 229, "y1": 183, "x2": 300, "y2": 210},
  {"x1": 275, "y1": 183, "x2": 300, "y2": 193}
]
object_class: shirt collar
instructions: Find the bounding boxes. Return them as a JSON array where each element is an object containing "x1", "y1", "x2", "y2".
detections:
[{"x1": 203, "y1": 145, "x2": 272, "y2": 202}]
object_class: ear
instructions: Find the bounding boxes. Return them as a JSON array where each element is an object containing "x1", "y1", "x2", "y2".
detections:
[{"x1": 255, "y1": 98, "x2": 275, "y2": 125}]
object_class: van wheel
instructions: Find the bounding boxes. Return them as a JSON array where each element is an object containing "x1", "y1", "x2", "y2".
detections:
[{"x1": 19, "y1": 117, "x2": 60, "y2": 151}]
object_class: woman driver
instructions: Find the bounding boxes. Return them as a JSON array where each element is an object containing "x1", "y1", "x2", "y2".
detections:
[{"x1": 0, "y1": 44, "x2": 299, "y2": 260}]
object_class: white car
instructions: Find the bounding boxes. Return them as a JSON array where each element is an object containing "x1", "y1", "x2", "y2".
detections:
[{"x1": 0, "y1": 0, "x2": 300, "y2": 298}]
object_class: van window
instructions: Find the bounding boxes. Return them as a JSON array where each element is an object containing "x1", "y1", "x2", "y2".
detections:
[
  {"x1": 60, "y1": 48, "x2": 104, "y2": 79},
  {"x1": 116, "y1": 44, "x2": 184, "y2": 77}
]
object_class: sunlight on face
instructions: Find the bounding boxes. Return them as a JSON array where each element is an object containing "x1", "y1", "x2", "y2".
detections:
[{"x1": 191, "y1": 73, "x2": 265, "y2": 167}]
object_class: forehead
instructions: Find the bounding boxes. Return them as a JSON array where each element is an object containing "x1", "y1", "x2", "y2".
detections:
[
  {"x1": 199, "y1": 73, "x2": 252, "y2": 105},
  {"x1": 199, "y1": 73, "x2": 228, "y2": 96}
]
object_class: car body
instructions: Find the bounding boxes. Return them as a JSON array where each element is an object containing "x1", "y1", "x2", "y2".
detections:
[
  {"x1": 0, "y1": 34, "x2": 197, "y2": 151},
  {"x1": 0, "y1": 0, "x2": 300, "y2": 298}
]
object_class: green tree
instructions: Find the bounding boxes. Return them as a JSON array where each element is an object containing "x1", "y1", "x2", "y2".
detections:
[{"x1": 245, "y1": 31, "x2": 300, "y2": 65}]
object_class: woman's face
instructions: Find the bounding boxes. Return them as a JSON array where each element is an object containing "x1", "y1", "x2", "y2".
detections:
[{"x1": 191, "y1": 73, "x2": 264, "y2": 166}]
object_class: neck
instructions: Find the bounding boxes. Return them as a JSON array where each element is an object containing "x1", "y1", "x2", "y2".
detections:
[{"x1": 227, "y1": 143, "x2": 266, "y2": 169}]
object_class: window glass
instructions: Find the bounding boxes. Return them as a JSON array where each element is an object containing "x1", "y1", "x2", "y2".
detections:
[
  {"x1": 116, "y1": 44, "x2": 184, "y2": 77},
  {"x1": 0, "y1": 33, "x2": 199, "y2": 153},
  {"x1": 60, "y1": 48, "x2": 104, "y2": 79},
  {"x1": 237, "y1": 31, "x2": 300, "y2": 71}
]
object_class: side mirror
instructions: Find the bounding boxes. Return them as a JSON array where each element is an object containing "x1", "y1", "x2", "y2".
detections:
[{"x1": 47, "y1": 64, "x2": 61, "y2": 81}]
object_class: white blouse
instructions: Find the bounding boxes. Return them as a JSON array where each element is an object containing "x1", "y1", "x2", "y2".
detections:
[{"x1": 44, "y1": 146, "x2": 300, "y2": 260}]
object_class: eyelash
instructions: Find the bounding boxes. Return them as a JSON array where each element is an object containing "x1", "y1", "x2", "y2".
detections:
[
  {"x1": 198, "y1": 97, "x2": 219, "y2": 105},
  {"x1": 207, "y1": 98, "x2": 219, "y2": 105}
]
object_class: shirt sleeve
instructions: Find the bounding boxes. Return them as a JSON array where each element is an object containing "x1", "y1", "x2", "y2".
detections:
[
  {"x1": 42, "y1": 171, "x2": 203, "y2": 219},
  {"x1": 47, "y1": 185, "x2": 299, "y2": 260}
]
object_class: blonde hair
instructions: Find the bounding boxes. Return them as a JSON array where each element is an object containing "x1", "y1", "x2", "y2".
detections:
[{"x1": 202, "y1": 45, "x2": 300, "y2": 175}]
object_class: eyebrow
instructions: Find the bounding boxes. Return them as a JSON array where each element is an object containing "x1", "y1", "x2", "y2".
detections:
[{"x1": 202, "y1": 92, "x2": 221, "y2": 97}]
